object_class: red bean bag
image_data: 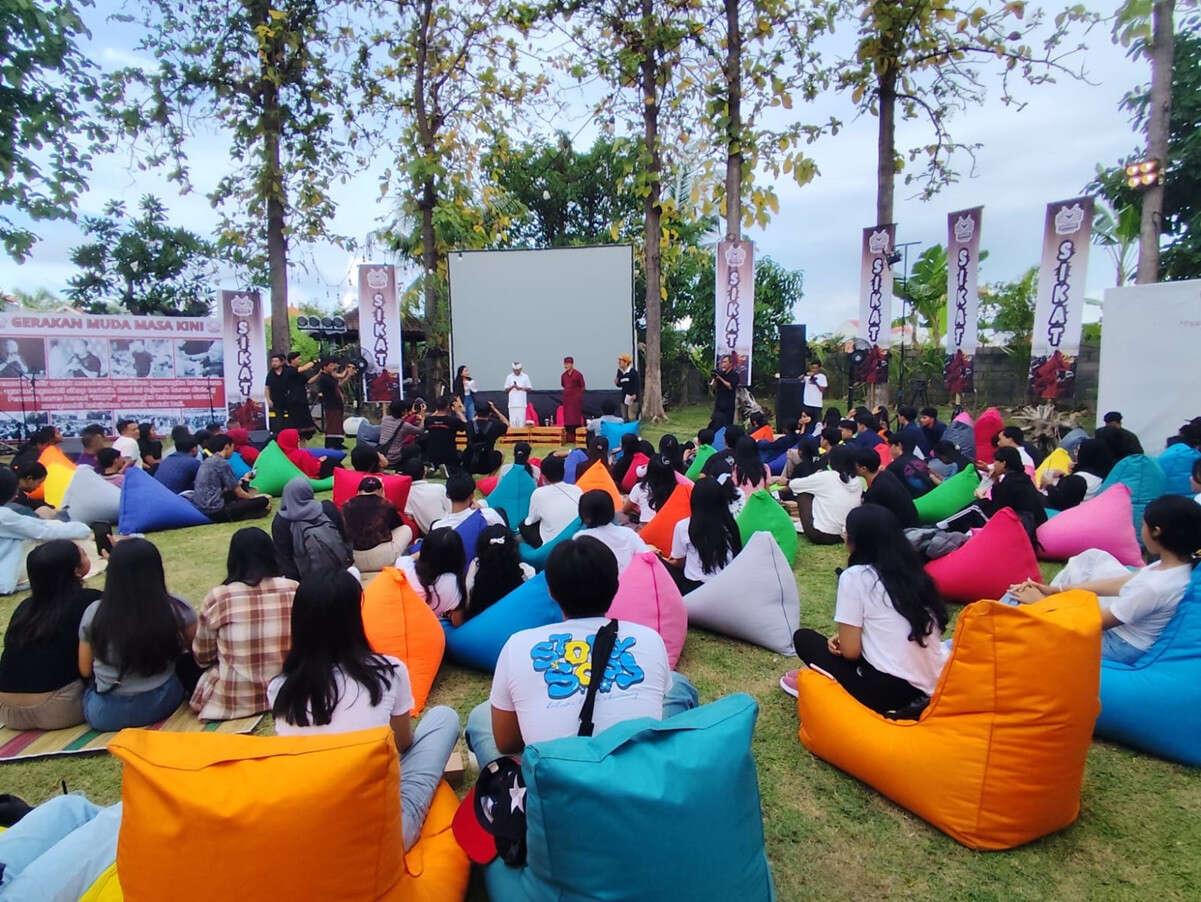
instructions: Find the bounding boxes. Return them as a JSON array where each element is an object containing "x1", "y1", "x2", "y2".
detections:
[
  {"x1": 638, "y1": 483, "x2": 692, "y2": 554},
  {"x1": 620, "y1": 452, "x2": 651, "y2": 493},
  {"x1": 606, "y1": 552, "x2": 688, "y2": 668},
  {"x1": 973, "y1": 407, "x2": 1004, "y2": 464},
  {"x1": 925, "y1": 508, "x2": 1041, "y2": 604},
  {"x1": 1036, "y1": 483, "x2": 1144, "y2": 568},
  {"x1": 477, "y1": 475, "x2": 499, "y2": 497},
  {"x1": 332, "y1": 467, "x2": 412, "y2": 512}
]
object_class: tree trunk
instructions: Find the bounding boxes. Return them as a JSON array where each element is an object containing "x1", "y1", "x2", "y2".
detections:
[
  {"x1": 1137, "y1": 0, "x2": 1174, "y2": 285},
  {"x1": 259, "y1": 4, "x2": 289, "y2": 354},
  {"x1": 723, "y1": 0, "x2": 742, "y2": 242},
  {"x1": 420, "y1": 177, "x2": 441, "y2": 397},
  {"x1": 639, "y1": 0, "x2": 665, "y2": 421},
  {"x1": 875, "y1": 67, "x2": 896, "y2": 227}
]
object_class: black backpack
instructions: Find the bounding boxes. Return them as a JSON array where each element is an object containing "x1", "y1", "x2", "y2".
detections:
[{"x1": 290, "y1": 516, "x2": 352, "y2": 578}]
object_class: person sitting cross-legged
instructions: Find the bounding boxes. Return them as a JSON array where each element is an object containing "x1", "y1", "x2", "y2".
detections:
[
  {"x1": 192, "y1": 434, "x2": 271, "y2": 522},
  {"x1": 465, "y1": 535, "x2": 698, "y2": 767},
  {"x1": 341, "y1": 476, "x2": 413, "y2": 573}
]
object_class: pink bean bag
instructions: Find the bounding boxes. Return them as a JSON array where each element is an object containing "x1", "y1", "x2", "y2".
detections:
[
  {"x1": 1036, "y1": 483, "x2": 1144, "y2": 568},
  {"x1": 974, "y1": 407, "x2": 1004, "y2": 464},
  {"x1": 331, "y1": 467, "x2": 412, "y2": 512},
  {"x1": 606, "y1": 552, "x2": 688, "y2": 668},
  {"x1": 925, "y1": 508, "x2": 1041, "y2": 604},
  {"x1": 953, "y1": 411, "x2": 973, "y2": 426}
]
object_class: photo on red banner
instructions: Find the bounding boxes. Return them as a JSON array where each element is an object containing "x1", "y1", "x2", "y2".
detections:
[
  {"x1": 52, "y1": 410, "x2": 117, "y2": 437},
  {"x1": 110, "y1": 338, "x2": 175, "y2": 378},
  {"x1": 47, "y1": 338, "x2": 109, "y2": 378},
  {"x1": 0, "y1": 338, "x2": 46, "y2": 378},
  {"x1": 175, "y1": 339, "x2": 223, "y2": 378}
]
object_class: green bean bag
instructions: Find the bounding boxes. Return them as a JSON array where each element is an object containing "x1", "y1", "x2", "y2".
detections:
[
  {"x1": 249, "y1": 442, "x2": 334, "y2": 497},
  {"x1": 735, "y1": 489, "x2": 798, "y2": 565},
  {"x1": 488, "y1": 466, "x2": 536, "y2": 529},
  {"x1": 685, "y1": 444, "x2": 717, "y2": 482},
  {"x1": 519, "y1": 517, "x2": 582, "y2": 571},
  {"x1": 915, "y1": 466, "x2": 981, "y2": 525}
]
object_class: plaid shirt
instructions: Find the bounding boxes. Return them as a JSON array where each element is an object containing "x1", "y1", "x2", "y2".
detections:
[{"x1": 190, "y1": 577, "x2": 298, "y2": 721}]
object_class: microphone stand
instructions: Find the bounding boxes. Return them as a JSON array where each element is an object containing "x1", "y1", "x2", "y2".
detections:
[{"x1": 206, "y1": 375, "x2": 216, "y2": 425}]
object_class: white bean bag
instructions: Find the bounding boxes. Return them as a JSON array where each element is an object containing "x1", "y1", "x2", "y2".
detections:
[
  {"x1": 682, "y1": 531, "x2": 800, "y2": 656},
  {"x1": 61, "y1": 466, "x2": 121, "y2": 524}
]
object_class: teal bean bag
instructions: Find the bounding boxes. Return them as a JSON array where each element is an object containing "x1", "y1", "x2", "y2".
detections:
[
  {"x1": 1099, "y1": 454, "x2": 1166, "y2": 544},
  {"x1": 1158, "y1": 443, "x2": 1201, "y2": 496},
  {"x1": 488, "y1": 466, "x2": 536, "y2": 529},
  {"x1": 914, "y1": 465, "x2": 980, "y2": 525},
  {"x1": 685, "y1": 444, "x2": 717, "y2": 482},
  {"x1": 483, "y1": 694, "x2": 773, "y2": 902},
  {"x1": 600, "y1": 419, "x2": 640, "y2": 449},
  {"x1": 229, "y1": 451, "x2": 252, "y2": 480},
  {"x1": 442, "y1": 572, "x2": 561, "y2": 671},
  {"x1": 519, "y1": 517, "x2": 583, "y2": 571},
  {"x1": 249, "y1": 441, "x2": 334, "y2": 496},
  {"x1": 117, "y1": 466, "x2": 211, "y2": 534},
  {"x1": 736, "y1": 489, "x2": 798, "y2": 565}
]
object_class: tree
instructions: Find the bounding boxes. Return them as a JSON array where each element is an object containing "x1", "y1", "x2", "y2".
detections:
[
  {"x1": 836, "y1": 0, "x2": 1092, "y2": 225},
  {"x1": 0, "y1": 0, "x2": 104, "y2": 261},
  {"x1": 980, "y1": 265, "x2": 1038, "y2": 381},
  {"x1": 900, "y1": 243, "x2": 948, "y2": 349},
  {"x1": 2, "y1": 287, "x2": 70, "y2": 312},
  {"x1": 107, "y1": 1, "x2": 352, "y2": 351},
  {"x1": 65, "y1": 195, "x2": 216, "y2": 316},
  {"x1": 1091, "y1": 200, "x2": 1141, "y2": 286}
]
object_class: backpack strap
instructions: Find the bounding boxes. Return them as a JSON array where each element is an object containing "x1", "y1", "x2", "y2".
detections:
[{"x1": 578, "y1": 619, "x2": 620, "y2": 738}]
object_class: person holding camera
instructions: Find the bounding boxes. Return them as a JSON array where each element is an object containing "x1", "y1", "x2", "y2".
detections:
[
  {"x1": 802, "y1": 359, "x2": 827, "y2": 429},
  {"x1": 710, "y1": 355, "x2": 739, "y2": 427},
  {"x1": 309, "y1": 357, "x2": 357, "y2": 449}
]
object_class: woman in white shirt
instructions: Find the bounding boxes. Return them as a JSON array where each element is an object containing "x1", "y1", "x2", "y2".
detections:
[
  {"x1": 1040, "y1": 438, "x2": 1113, "y2": 511},
  {"x1": 780, "y1": 504, "x2": 949, "y2": 715},
  {"x1": 524, "y1": 454, "x2": 581, "y2": 543},
  {"x1": 625, "y1": 454, "x2": 678, "y2": 526},
  {"x1": 576, "y1": 489, "x2": 648, "y2": 574},
  {"x1": 664, "y1": 477, "x2": 742, "y2": 594},
  {"x1": 395, "y1": 527, "x2": 466, "y2": 616},
  {"x1": 455, "y1": 365, "x2": 478, "y2": 421},
  {"x1": 786, "y1": 445, "x2": 864, "y2": 544},
  {"x1": 268, "y1": 570, "x2": 460, "y2": 852}
]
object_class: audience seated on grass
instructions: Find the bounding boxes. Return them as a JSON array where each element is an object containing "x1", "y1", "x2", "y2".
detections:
[
  {"x1": 661, "y1": 477, "x2": 740, "y2": 595},
  {"x1": 192, "y1": 434, "x2": 271, "y2": 522},
  {"x1": 795, "y1": 589, "x2": 1101, "y2": 850},
  {"x1": 226, "y1": 427, "x2": 259, "y2": 466},
  {"x1": 399, "y1": 455, "x2": 450, "y2": 536},
  {"x1": 61, "y1": 465, "x2": 121, "y2": 525},
  {"x1": 0, "y1": 468, "x2": 92, "y2": 594},
  {"x1": 626, "y1": 453, "x2": 681, "y2": 529},
  {"x1": 887, "y1": 432, "x2": 937, "y2": 498},
  {"x1": 332, "y1": 465, "x2": 412, "y2": 512},
  {"x1": 525, "y1": 455, "x2": 581, "y2": 545},
  {"x1": 1040, "y1": 439, "x2": 1112, "y2": 510},
  {"x1": 465, "y1": 536, "x2": 698, "y2": 768},
  {"x1": 607, "y1": 551, "x2": 689, "y2": 669},
  {"x1": 95, "y1": 448, "x2": 127, "y2": 488},
  {"x1": 11, "y1": 461, "x2": 56, "y2": 518},
  {"x1": 518, "y1": 517, "x2": 582, "y2": 571},
  {"x1": 1035, "y1": 483, "x2": 1143, "y2": 567},
  {"x1": 731, "y1": 436, "x2": 770, "y2": 495},
  {"x1": 271, "y1": 478, "x2": 353, "y2": 581},
  {"x1": 430, "y1": 470, "x2": 505, "y2": 532},
  {"x1": 855, "y1": 447, "x2": 918, "y2": 528},
  {"x1": 914, "y1": 464, "x2": 980, "y2": 524},
  {"x1": 443, "y1": 571, "x2": 561, "y2": 671},
  {"x1": 78, "y1": 538, "x2": 199, "y2": 732},
  {"x1": 450, "y1": 524, "x2": 536, "y2": 628},
  {"x1": 361, "y1": 565, "x2": 447, "y2": 715},
  {"x1": 926, "y1": 508, "x2": 1041, "y2": 605},
  {"x1": 341, "y1": 476, "x2": 414, "y2": 573},
  {"x1": 575, "y1": 489, "x2": 648, "y2": 573},
  {"x1": 189, "y1": 528, "x2": 297, "y2": 721},
  {"x1": 0, "y1": 541, "x2": 99, "y2": 730},
  {"x1": 276, "y1": 428, "x2": 339, "y2": 480},
  {"x1": 153, "y1": 435, "x2": 202, "y2": 493},
  {"x1": 1094, "y1": 411, "x2": 1145, "y2": 462},
  {"x1": 396, "y1": 527, "x2": 467, "y2": 617},
  {"x1": 786, "y1": 445, "x2": 863, "y2": 545}
]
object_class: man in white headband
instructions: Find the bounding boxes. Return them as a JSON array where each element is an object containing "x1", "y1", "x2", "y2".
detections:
[{"x1": 504, "y1": 361, "x2": 532, "y2": 428}]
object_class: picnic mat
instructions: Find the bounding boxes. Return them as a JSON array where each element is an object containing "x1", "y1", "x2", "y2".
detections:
[{"x1": 0, "y1": 706, "x2": 263, "y2": 761}]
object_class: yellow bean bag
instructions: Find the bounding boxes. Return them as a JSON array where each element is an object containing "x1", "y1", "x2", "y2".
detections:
[
  {"x1": 37, "y1": 444, "x2": 76, "y2": 507},
  {"x1": 1034, "y1": 446, "x2": 1073, "y2": 490},
  {"x1": 107, "y1": 726, "x2": 469, "y2": 901},
  {"x1": 797, "y1": 591, "x2": 1101, "y2": 850},
  {"x1": 362, "y1": 567, "x2": 447, "y2": 716}
]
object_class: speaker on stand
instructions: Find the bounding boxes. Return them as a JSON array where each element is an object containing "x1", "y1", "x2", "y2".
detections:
[{"x1": 775, "y1": 324, "x2": 807, "y2": 432}]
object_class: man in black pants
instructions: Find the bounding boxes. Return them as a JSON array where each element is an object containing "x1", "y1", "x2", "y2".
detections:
[
  {"x1": 191, "y1": 435, "x2": 271, "y2": 522},
  {"x1": 710, "y1": 354, "x2": 739, "y2": 427}
]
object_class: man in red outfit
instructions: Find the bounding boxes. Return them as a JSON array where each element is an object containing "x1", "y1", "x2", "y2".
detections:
[{"x1": 561, "y1": 356, "x2": 586, "y2": 431}]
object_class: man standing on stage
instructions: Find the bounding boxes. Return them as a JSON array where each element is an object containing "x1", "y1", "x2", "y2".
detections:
[
  {"x1": 615, "y1": 353, "x2": 639, "y2": 422},
  {"x1": 285, "y1": 351, "x2": 316, "y2": 432},
  {"x1": 801, "y1": 359, "x2": 827, "y2": 426},
  {"x1": 710, "y1": 354, "x2": 739, "y2": 427},
  {"x1": 309, "y1": 357, "x2": 356, "y2": 448},
  {"x1": 265, "y1": 353, "x2": 292, "y2": 432},
  {"x1": 504, "y1": 362, "x2": 532, "y2": 428},
  {"x1": 560, "y1": 356, "x2": 585, "y2": 431}
]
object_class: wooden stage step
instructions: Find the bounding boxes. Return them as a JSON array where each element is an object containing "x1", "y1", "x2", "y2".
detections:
[{"x1": 455, "y1": 426, "x2": 587, "y2": 448}]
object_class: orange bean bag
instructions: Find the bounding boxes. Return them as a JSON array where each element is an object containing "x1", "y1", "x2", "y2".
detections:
[
  {"x1": 37, "y1": 444, "x2": 77, "y2": 506},
  {"x1": 749, "y1": 425, "x2": 774, "y2": 441},
  {"x1": 637, "y1": 482, "x2": 692, "y2": 554},
  {"x1": 574, "y1": 459, "x2": 623, "y2": 510},
  {"x1": 362, "y1": 567, "x2": 446, "y2": 715},
  {"x1": 797, "y1": 591, "x2": 1101, "y2": 850},
  {"x1": 108, "y1": 727, "x2": 469, "y2": 902}
]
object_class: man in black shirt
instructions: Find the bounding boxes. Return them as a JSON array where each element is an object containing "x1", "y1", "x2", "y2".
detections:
[
  {"x1": 285, "y1": 351, "x2": 317, "y2": 432},
  {"x1": 854, "y1": 447, "x2": 918, "y2": 528},
  {"x1": 615, "y1": 353, "x2": 640, "y2": 421},
  {"x1": 265, "y1": 353, "x2": 292, "y2": 432},
  {"x1": 710, "y1": 354, "x2": 739, "y2": 427},
  {"x1": 309, "y1": 357, "x2": 356, "y2": 448},
  {"x1": 421, "y1": 395, "x2": 468, "y2": 473}
]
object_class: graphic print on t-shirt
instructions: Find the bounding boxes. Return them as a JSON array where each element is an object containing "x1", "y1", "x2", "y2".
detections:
[{"x1": 530, "y1": 631, "x2": 646, "y2": 700}]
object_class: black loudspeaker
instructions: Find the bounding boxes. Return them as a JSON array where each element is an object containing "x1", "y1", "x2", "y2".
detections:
[
  {"x1": 776, "y1": 378, "x2": 805, "y2": 434},
  {"x1": 779, "y1": 324, "x2": 807, "y2": 379}
]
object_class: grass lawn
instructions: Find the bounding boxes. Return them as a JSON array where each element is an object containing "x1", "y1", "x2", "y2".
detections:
[{"x1": 1, "y1": 404, "x2": 1198, "y2": 900}]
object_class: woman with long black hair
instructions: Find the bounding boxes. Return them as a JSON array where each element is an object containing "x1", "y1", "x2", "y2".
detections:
[
  {"x1": 0, "y1": 541, "x2": 98, "y2": 729},
  {"x1": 664, "y1": 477, "x2": 743, "y2": 594},
  {"x1": 658, "y1": 434, "x2": 685, "y2": 474},
  {"x1": 268, "y1": 569, "x2": 460, "y2": 851},
  {"x1": 450, "y1": 525, "x2": 534, "y2": 626},
  {"x1": 454, "y1": 365, "x2": 477, "y2": 422},
  {"x1": 78, "y1": 538, "x2": 199, "y2": 731},
  {"x1": 396, "y1": 527, "x2": 467, "y2": 617},
  {"x1": 1041, "y1": 438, "x2": 1113, "y2": 511},
  {"x1": 781, "y1": 504, "x2": 949, "y2": 715},
  {"x1": 731, "y1": 435, "x2": 769, "y2": 495},
  {"x1": 625, "y1": 453, "x2": 679, "y2": 526}
]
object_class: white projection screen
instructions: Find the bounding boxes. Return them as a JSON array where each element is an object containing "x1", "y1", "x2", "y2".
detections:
[
  {"x1": 1097, "y1": 279, "x2": 1201, "y2": 452},
  {"x1": 448, "y1": 246, "x2": 634, "y2": 390}
]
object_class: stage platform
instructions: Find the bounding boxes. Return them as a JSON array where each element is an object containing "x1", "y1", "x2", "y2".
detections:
[{"x1": 454, "y1": 426, "x2": 588, "y2": 448}]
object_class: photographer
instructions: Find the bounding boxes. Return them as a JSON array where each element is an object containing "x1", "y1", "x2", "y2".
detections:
[
  {"x1": 308, "y1": 357, "x2": 357, "y2": 449},
  {"x1": 377, "y1": 399, "x2": 425, "y2": 469},
  {"x1": 710, "y1": 355, "x2": 739, "y2": 427},
  {"x1": 802, "y1": 359, "x2": 827, "y2": 429}
]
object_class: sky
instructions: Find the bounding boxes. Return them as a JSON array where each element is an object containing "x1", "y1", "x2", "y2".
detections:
[{"x1": 0, "y1": 2, "x2": 1143, "y2": 337}]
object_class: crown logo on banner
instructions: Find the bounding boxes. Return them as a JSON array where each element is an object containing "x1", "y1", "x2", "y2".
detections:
[
  {"x1": 1054, "y1": 203, "x2": 1085, "y2": 236},
  {"x1": 724, "y1": 243, "x2": 747, "y2": 267},
  {"x1": 868, "y1": 229, "x2": 891, "y2": 255},
  {"x1": 954, "y1": 214, "x2": 975, "y2": 243},
  {"x1": 229, "y1": 294, "x2": 255, "y2": 317},
  {"x1": 366, "y1": 267, "x2": 390, "y2": 290}
]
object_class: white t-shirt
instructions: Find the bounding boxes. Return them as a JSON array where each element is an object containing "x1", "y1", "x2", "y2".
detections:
[
  {"x1": 466, "y1": 559, "x2": 535, "y2": 595},
  {"x1": 267, "y1": 655, "x2": 414, "y2": 734},
  {"x1": 576, "y1": 522, "x2": 649, "y2": 573},
  {"x1": 504, "y1": 371, "x2": 532, "y2": 409},
  {"x1": 405, "y1": 480, "x2": 451, "y2": 534},
  {"x1": 670, "y1": 517, "x2": 733, "y2": 583},
  {"x1": 491, "y1": 617, "x2": 670, "y2": 746},
  {"x1": 396, "y1": 555, "x2": 462, "y2": 616},
  {"x1": 1079, "y1": 471, "x2": 1103, "y2": 501},
  {"x1": 802, "y1": 372, "x2": 828, "y2": 408},
  {"x1": 627, "y1": 482, "x2": 662, "y2": 524},
  {"x1": 834, "y1": 564, "x2": 946, "y2": 696},
  {"x1": 112, "y1": 435, "x2": 143, "y2": 469},
  {"x1": 499, "y1": 462, "x2": 542, "y2": 483},
  {"x1": 1108, "y1": 561, "x2": 1193, "y2": 651},
  {"x1": 526, "y1": 483, "x2": 582, "y2": 543},
  {"x1": 787, "y1": 470, "x2": 864, "y2": 537},
  {"x1": 430, "y1": 506, "x2": 506, "y2": 533}
]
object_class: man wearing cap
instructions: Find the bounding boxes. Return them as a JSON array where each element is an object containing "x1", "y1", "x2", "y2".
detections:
[
  {"x1": 504, "y1": 362, "x2": 533, "y2": 428},
  {"x1": 615, "y1": 353, "x2": 639, "y2": 421},
  {"x1": 1095, "y1": 410, "x2": 1143, "y2": 461},
  {"x1": 560, "y1": 356, "x2": 585, "y2": 431}
]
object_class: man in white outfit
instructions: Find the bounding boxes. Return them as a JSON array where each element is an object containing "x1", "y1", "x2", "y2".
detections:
[{"x1": 504, "y1": 362, "x2": 532, "y2": 428}]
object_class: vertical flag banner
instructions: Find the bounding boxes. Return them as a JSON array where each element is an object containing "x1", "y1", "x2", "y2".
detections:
[
  {"x1": 1029, "y1": 197, "x2": 1094, "y2": 400},
  {"x1": 358, "y1": 264, "x2": 402, "y2": 402},
  {"x1": 715, "y1": 239, "x2": 755, "y2": 384},
  {"x1": 221, "y1": 290, "x2": 267, "y2": 429},
  {"x1": 857, "y1": 224, "x2": 895, "y2": 386},
  {"x1": 944, "y1": 207, "x2": 983, "y2": 396}
]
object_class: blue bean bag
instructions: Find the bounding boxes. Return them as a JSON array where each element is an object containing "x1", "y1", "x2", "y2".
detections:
[
  {"x1": 455, "y1": 509, "x2": 489, "y2": 568},
  {"x1": 600, "y1": 419, "x2": 640, "y2": 449},
  {"x1": 1099, "y1": 454, "x2": 1166, "y2": 544},
  {"x1": 488, "y1": 466, "x2": 536, "y2": 529},
  {"x1": 442, "y1": 572, "x2": 561, "y2": 671},
  {"x1": 1158, "y1": 443, "x2": 1201, "y2": 497},
  {"x1": 1095, "y1": 568, "x2": 1201, "y2": 765},
  {"x1": 484, "y1": 694, "x2": 773, "y2": 901},
  {"x1": 942, "y1": 420, "x2": 976, "y2": 462},
  {"x1": 713, "y1": 426, "x2": 727, "y2": 451},
  {"x1": 563, "y1": 449, "x2": 588, "y2": 484},
  {"x1": 118, "y1": 466, "x2": 212, "y2": 534},
  {"x1": 767, "y1": 450, "x2": 788, "y2": 476},
  {"x1": 306, "y1": 447, "x2": 346, "y2": 461},
  {"x1": 519, "y1": 517, "x2": 582, "y2": 571},
  {"x1": 229, "y1": 451, "x2": 253, "y2": 480}
]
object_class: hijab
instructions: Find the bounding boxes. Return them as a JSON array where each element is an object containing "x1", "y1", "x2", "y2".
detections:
[
  {"x1": 276, "y1": 428, "x2": 320, "y2": 478},
  {"x1": 278, "y1": 477, "x2": 324, "y2": 522}
]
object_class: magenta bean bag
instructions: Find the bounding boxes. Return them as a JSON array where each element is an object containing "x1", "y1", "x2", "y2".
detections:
[
  {"x1": 606, "y1": 552, "x2": 688, "y2": 669},
  {"x1": 925, "y1": 508, "x2": 1042, "y2": 604},
  {"x1": 1036, "y1": 483, "x2": 1144, "y2": 568},
  {"x1": 973, "y1": 407, "x2": 1004, "y2": 464}
]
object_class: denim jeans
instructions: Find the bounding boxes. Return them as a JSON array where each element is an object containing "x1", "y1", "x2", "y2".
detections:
[
  {"x1": 0, "y1": 794, "x2": 122, "y2": 899},
  {"x1": 1101, "y1": 630, "x2": 1146, "y2": 664},
  {"x1": 82, "y1": 674, "x2": 185, "y2": 732},
  {"x1": 400, "y1": 705, "x2": 461, "y2": 851},
  {"x1": 465, "y1": 672, "x2": 700, "y2": 768}
]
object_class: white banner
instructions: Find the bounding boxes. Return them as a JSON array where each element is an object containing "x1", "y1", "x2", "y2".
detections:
[
  {"x1": 715, "y1": 239, "x2": 754, "y2": 384},
  {"x1": 945, "y1": 207, "x2": 982, "y2": 395},
  {"x1": 1029, "y1": 196, "x2": 1094, "y2": 400},
  {"x1": 358, "y1": 264, "x2": 403, "y2": 402},
  {"x1": 221, "y1": 290, "x2": 268, "y2": 429},
  {"x1": 857, "y1": 223, "x2": 894, "y2": 385}
]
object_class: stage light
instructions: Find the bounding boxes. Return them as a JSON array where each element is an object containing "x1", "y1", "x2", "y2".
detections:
[{"x1": 1126, "y1": 158, "x2": 1160, "y2": 189}]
